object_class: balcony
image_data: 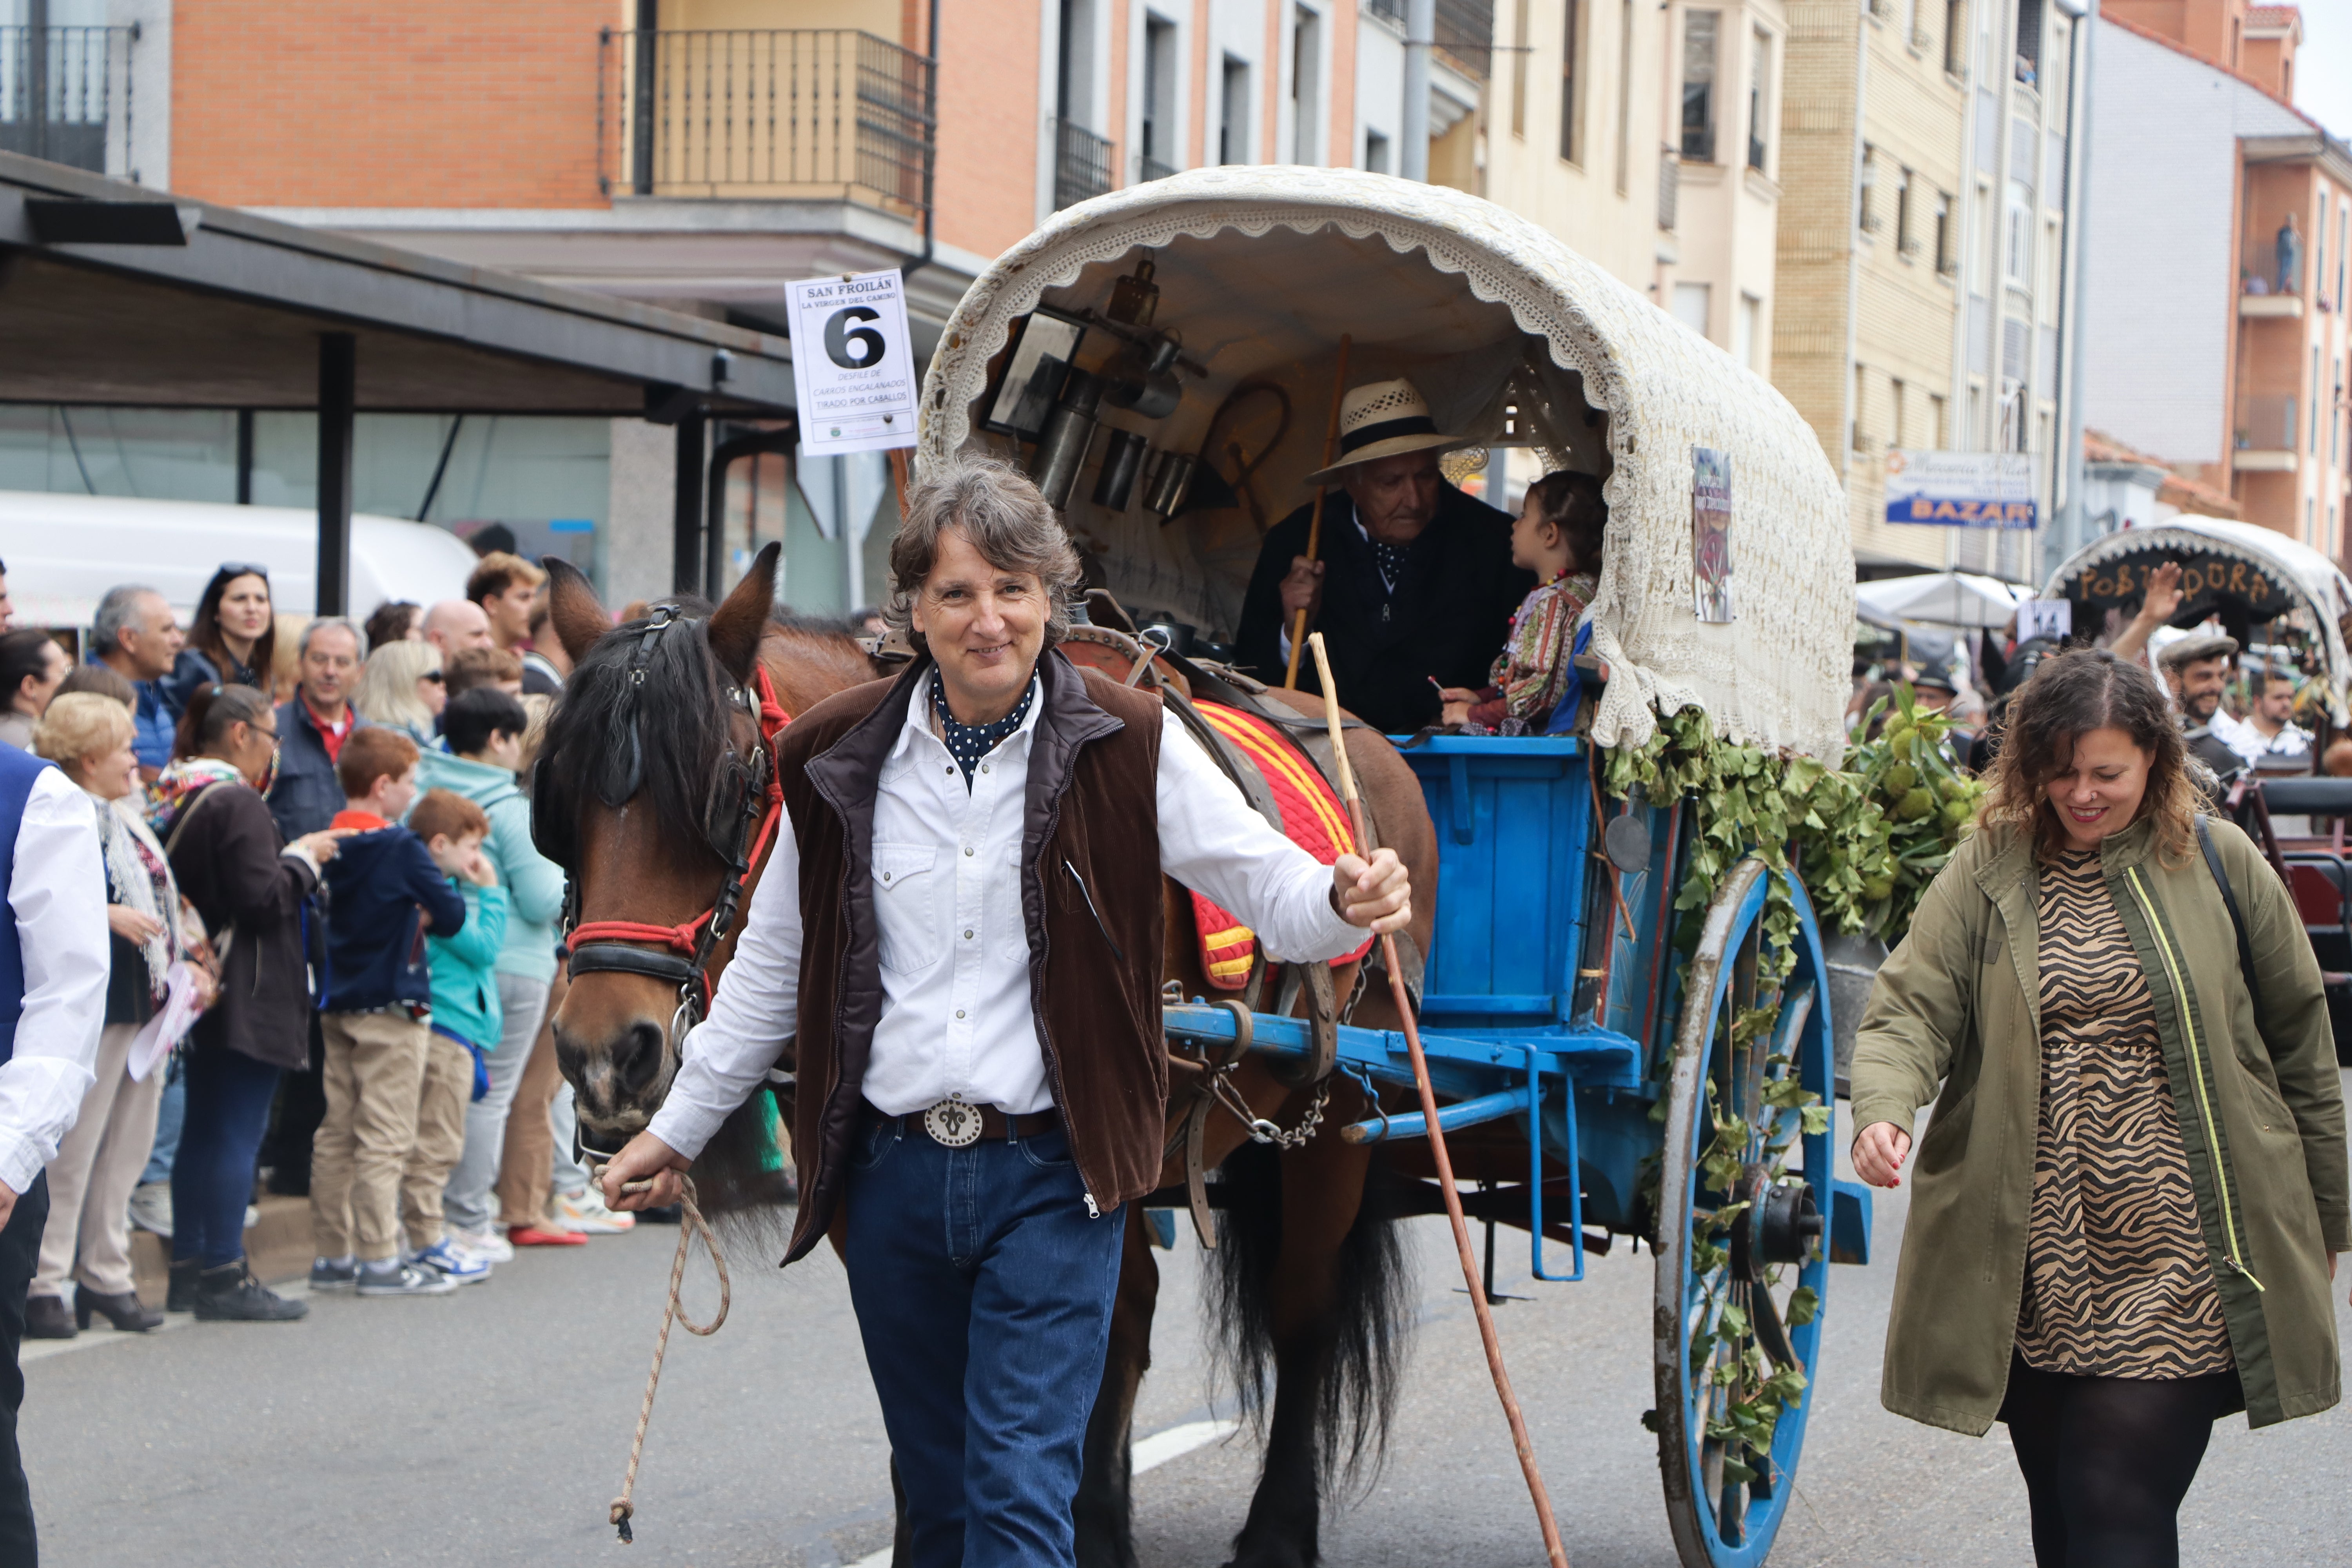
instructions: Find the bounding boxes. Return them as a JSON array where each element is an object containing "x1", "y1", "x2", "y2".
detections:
[
  {"x1": 597, "y1": 29, "x2": 933, "y2": 214},
  {"x1": 2240, "y1": 234, "x2": 2305, "y2": 314},
  {"x1": 1434, "y1": 0, "x2": 1495, "y2": 80},
  {"x1": 0, "y1": 25, "x2": 135, "y2": 176},
  {"x1": 2234, "y1": 394, "x2": 2301, "y2": 472},
  {"x1": 1052, "y1": 118, "x2": 1114, "y2": 212}
]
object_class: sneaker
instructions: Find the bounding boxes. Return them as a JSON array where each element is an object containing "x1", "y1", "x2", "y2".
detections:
[
  {"x1": 192, "y1": 1261, "x2": 307, "y2": 1322},
  {"x1": 448, "y1": 1225, "x2": 514, "y2": 1264},
  {"x1": 407, "y1": 1238, "x2": 492, "y2": 1285},
  {"x1": 309, "y1": 1254, "x2": 358, "y2": 1292},
  {"x1": 555, "y1": 1185, "x2": 636, "y2": 1235},
  {"x1": 354, "y1": 1261, "x2": 457, "y2": 1298},
  {"x1": 507, "y1": 1222, "x2": 587, "y2": 1247},
  {"x1": 127, "y1": 1181, "x2": 173, "y2": 1238}
]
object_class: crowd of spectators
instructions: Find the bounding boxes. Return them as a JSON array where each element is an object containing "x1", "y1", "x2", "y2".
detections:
[{"x1": 0, "y1": 548, "x2": 627, "y2": 1336}]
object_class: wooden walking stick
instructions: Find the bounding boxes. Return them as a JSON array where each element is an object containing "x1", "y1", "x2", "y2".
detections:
[
  {"x1": 1308, "y1": 632, "x2": 1571, "y2": 1568},
  {"x1": 1283, "y1": 335, "x2": 1353, "y2": 690}
]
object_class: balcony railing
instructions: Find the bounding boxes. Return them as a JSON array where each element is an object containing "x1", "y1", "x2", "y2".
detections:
[
  {"x1": 1657, "y1": 146, "x2": 1679, "y2": 232},
  {"x1": 1434, "y1": 0, "x2": 1495, "y2": 79},
  {"x1": 1366, "y1": 0, "x2": 1406, "y2": 26},
  {"x1": 2235, "y1": 394, "x2": 2298, "y2": 453},
  {"x1": 1140, "y1": 155, "x2": 1176, "y2": 183},
  {"x1": 2241, "y1": 236, "x2": 2302, "y2": 298},
  {"x1": 0, "y1": 25, "x2": 134, "y2": 176},
  {"x1": 1053, "y1": 118, "x2": 1114, "y2": 211},
  {"x1": 597, "y1": 29, "x2": 933, "y2": 213}
]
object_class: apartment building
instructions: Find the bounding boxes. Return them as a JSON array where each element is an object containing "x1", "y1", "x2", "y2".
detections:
[{"x1": 2082, "y1": 2, "x2": 2349, "y2": 557}]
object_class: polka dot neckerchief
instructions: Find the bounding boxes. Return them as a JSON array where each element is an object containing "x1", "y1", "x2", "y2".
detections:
[{"x1": 931, "y1": 671, "x2": 1038, "y2": 791}]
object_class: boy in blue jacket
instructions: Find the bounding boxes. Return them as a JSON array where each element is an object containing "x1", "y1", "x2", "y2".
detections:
[
  {"x1": 306, "y1": 729, "x2": 468, "y2": 1299},
  {"x1": 397, "y1": 789, "x2": 508, "y2": 1284}
]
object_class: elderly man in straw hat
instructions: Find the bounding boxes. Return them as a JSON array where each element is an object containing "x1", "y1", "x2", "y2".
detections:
[{"x1": 1234, "y1": 378, "x2": 1529, "y2": 733}]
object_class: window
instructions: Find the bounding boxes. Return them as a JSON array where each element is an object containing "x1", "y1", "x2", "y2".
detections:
[
  {"x1": 2313, "y1": 346, "x2": 2323, "y2": 455},
  {"x1": 1365, "y1": 129, "x2": 1390, "y2": 173},
  {"x1": 1681, "y1": 11, "x2": 1719, "y2": 163},
  {"x1": 1929, "y1": 391, "x2": 1948, "y2": 448},
  {"x1": 1614, "y1": 0, "x2": 1634, "y2": 194},
  {"x1": 2004, "y1": 178, "x2": 2032, "y2": 284},
  {"x1": 1944, "y1": 0, "x2": 1965, "y2": 75},
  {"x1": 2337, "y1": 357, "x2": 2345, "y2": 466},
  {"x1": 1735, "y1": 292, "x2": 1762, "y2": 370},
  {"x1": 1747, "y1": 28, "x2": 1770, "y2": 172},
  {"x1": 1220, "y1": 56, "x2": 1250, "y2": 165},
  {"x1": 1934, "y1": 190, "x2": 1955, "y2": 273},
  {"x1": 1673, "y1": 282, "x2": 1711, "y2": 339},
  {"x1": 1510, "y1": 0, "x2": 1530, "y2": 137},
  {"x1": 2337, "y1": 194, "x2": 2348, "y2": 309},
  {"x1": 1851, "y1": 364, "x2": 1869, "y2": 452},
  {"x1": 1859, "y1": 144, "x2": 1878, "y2": 232},
  {"x1": 1291, "y1": 8, "x2": 1320, "y2": 165},
  {"x1": 2321, "y1": 191, "x2": 2333, "y2": 307},
  {"x1": 1141, "y1": 17, "x2": 1177, "y2": 178},
  {"x1": 1057, "y1": 0, "x2": 1095, "y2": 124},
  {"x1": 2016, "y1": 0, "x2": 2043, "y2": 87},
  {"x1": 1895, "y1": 166, "x2": 1915, "y2": 255},
  {"x1": 1559, "y1": 0, "x2": 1584, "y2": 161},
  {"x1": 1890, "y1": 378, "x2": 1907, "y2": 449}
]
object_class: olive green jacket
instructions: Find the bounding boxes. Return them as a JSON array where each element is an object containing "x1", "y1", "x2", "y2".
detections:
[{"x1": 1850, "y1": 815, "x2": 2348, "y2": 1435}]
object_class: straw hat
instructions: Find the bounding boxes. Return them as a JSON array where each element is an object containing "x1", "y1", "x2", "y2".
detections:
[{"x1": 1305, "y1": 379, "x2": 1473, "y2": 485}]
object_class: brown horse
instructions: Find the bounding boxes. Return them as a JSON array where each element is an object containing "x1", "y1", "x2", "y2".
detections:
[{"x1": 537, "y1": 544, "x2": 1440, "y2": 1568}]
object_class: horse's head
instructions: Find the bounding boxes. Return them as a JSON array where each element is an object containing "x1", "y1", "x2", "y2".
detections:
[{"x1": 533, "y1": 546, "x2": 785, "y2": 1146}]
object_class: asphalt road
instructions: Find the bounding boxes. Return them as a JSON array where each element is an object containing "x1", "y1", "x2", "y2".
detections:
[{"x1": 24, "y1": 1090, "x2": 2352, "y2": 1568}]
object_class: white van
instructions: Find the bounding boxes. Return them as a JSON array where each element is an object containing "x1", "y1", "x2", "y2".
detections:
[{"x1": 0, "y1": 490, "x2": 484, "y2": 631}]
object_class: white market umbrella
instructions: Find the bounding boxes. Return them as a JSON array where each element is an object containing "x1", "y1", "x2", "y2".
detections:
[{"x1": 1854, "y1": 571, "x2": 2030, "y2": 631}]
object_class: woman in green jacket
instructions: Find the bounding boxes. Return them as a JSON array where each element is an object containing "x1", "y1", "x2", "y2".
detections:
[{"x1": 1851, "y1": 648, "x2": 2346, "y2": 1568}]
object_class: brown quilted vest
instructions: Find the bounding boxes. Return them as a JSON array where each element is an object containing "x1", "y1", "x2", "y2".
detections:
[{"x1": 774, "y1": 649, "x2": 1166, "y2": 1263}]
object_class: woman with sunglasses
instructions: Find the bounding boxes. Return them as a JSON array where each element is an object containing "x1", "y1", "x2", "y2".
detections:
[
  {"x1": 152, "y1": 684, "x2": 345, "y2": 1321},
  {"x1": 158, "y1": 565, "x2": 275, "y2": 719},
  {"x1": 350, "y1": 639, "x2": 446, "y2": 746}
]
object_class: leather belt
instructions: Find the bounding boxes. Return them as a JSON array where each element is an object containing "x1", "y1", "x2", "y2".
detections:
[{"x1": 866, "y1": 1100, "x2": 1059, "y2": 1147}]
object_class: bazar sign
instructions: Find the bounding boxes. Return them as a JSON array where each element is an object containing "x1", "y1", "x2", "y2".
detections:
[
  {"x1": 785, "y1": 269, "x2": 919, "y2": 456},
  {"x1": 1884, "y1": 450, "x2": 2037, "y2": 529}
]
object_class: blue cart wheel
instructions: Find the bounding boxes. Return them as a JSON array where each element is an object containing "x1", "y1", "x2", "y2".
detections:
[{"x1": 1652, "y1": 857, "x2": 1836, "y2": 1568}]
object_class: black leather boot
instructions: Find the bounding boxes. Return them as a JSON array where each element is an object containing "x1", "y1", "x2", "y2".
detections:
[
  {"x1": 165, "y1": 1258, "x2": 200, "y2": 1313},
  {"x1": 191, "y1": 1261, "x2": 307, "y2": 1323},
  {"x1": 76, "y1": 1289, "x2": 163, "y2": 1333},
  {"x1": 22, "y1": 1295, "x2": 74, "y2": 1340}
]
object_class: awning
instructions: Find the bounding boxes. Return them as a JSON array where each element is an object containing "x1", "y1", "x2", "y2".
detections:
[
  {"x1": 1853, "y1": 571, "x2": 2029, "y2": 631},
  {"x1": 0, "y1": 150, "x2": 795, "y2": 608}
]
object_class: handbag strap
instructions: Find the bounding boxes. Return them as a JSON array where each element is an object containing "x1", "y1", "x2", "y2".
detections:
[
  {"x1": 158, "y1": 779, "x2": 229, "y2": 860},
  {"x1": 2195, "y1": 812, "x2": 2266, "y2": 1023}
]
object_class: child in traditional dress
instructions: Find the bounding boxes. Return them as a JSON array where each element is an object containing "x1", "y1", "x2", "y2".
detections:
[{"x1": 1441, "y1": 468, "x2": 1606, "y2": 732}]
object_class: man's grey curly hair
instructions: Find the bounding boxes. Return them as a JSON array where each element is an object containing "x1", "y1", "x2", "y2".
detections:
[{"x1": 882, "y1": 456, "x2": 1083, "y2": 655}]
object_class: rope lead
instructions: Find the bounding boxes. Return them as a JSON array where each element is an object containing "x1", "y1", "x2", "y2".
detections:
[{"x1": 606, "y1": 1174, "x2": 731, "y2": 1544}]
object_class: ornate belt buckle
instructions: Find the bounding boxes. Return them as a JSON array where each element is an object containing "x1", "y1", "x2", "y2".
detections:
[{"x1": 922, "y1": 1097, "x2": 983, "y2": 1148}]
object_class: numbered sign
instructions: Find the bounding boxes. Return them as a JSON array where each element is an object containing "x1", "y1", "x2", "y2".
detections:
[{"x1": 785, "y1": 270, "x2": 919, "y2": 456}]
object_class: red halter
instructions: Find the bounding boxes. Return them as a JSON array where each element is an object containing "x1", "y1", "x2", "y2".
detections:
[{"x1": 563, "y1": 664, "x2": 791, "y2": 1017}]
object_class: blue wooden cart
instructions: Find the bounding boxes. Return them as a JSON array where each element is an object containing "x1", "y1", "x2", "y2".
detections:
[
  {"x1": 1160, "y1": 736, "x2": 1872, "y2": 1568},
  {"x1": 920, "y1": 167, "x2": 1871, "y2": 1567}
]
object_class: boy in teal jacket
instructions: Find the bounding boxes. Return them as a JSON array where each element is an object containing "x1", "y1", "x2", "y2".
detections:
[{"x1": 399, "y1": 789, "x2": 508, "y2": 1281}]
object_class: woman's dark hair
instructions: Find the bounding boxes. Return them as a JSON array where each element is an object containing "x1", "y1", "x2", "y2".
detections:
[
  {"x1": 444, "y1": 686, "x2": 529, "y2": 758},
  {"x1": 0, "y1": 630, "x2": 61, "y2": 716},
  {"x1": 187, "y1": 566, "x2": 275, "y2": 687},
  {"x1": 1523, "y1": 470, "x2": 1608, "y2": 574},
  {"x1": 172, "y1": 682, "x2": 273, "y2": 762},
  {"x1": 1978, "y1": 648, "x2": 2196, "y2": 867},
  {"x1": 362, "y1": 600, "x2": 421, "y2": 653}
]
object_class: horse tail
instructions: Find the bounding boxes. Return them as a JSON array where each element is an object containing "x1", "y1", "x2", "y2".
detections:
[
  {"x1": 681, "y1": 1088, "x2": 796, "y2": 1251},
  {"x1": 1205, "y1": 1141, "x2": 1414, "y2": 1497}
]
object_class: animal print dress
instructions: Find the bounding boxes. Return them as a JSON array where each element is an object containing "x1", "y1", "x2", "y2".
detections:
[{"x1": 2014, "y1": 848, "x2": 2234, "y2": 1378}]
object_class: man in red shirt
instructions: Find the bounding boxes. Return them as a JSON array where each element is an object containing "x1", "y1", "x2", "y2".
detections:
[{"x1": 266, "y1": 617, "x2": 368, "y2": 842}]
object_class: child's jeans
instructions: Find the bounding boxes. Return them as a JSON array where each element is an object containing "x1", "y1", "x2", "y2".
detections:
[
  {"x1": 401, "y1": 1028, "x2": 474, "y2": 1254},
  {"x1": 310, "y1": 1010, "x2": 430, "y2": 1263}
]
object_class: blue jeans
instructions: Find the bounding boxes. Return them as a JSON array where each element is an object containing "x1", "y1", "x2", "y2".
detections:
[
  {"x1": 843, "y1": 1112, "x2": 1123, "y2": 1568},
  {"x1": 171, "y1": 1045, "x2": 282, "y2": 1267},
  {"x1": 140, "y1": 1059, "x2": 184, "y2": 1186}
]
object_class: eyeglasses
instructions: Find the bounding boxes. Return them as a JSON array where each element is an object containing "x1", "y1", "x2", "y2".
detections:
[{"x1": 250, "y1": 724, "x2": 279, "y2": 742}]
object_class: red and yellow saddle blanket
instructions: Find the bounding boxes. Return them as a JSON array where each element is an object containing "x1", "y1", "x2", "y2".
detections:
[{"x1": 1190, "y1": 701, "x2": 1374, "y2": 989}]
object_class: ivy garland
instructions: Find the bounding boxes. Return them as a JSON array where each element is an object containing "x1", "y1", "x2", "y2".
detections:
[{"x1": 1607, "y1": 684, "x2": 1981, "y2": 1480}]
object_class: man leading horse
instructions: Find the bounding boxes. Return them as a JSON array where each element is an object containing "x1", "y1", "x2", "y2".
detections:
[{"x1": 598, "y1": 456, "x2": 1412, "y2": 1568}]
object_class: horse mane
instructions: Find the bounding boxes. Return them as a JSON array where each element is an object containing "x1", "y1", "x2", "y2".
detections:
[{"x1": 539, "y1": 595, "x2": 733, "y2": 868}]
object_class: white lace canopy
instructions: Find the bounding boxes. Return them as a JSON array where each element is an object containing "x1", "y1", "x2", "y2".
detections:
[{"x1": 918, "y1": 167, "x2": 1854, "y2": 762}]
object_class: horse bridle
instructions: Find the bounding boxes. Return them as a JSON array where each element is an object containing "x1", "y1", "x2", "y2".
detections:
[{"x1": 546, "y1": 605, "x2": 791, "y2": 1047}]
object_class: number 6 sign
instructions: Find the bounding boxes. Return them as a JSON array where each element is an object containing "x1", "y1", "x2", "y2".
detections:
[{"x1": 785, "y1": 269, "x2": 919, "y2": 456}]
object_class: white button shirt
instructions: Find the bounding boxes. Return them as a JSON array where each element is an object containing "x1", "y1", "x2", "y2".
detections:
[
  {"x1": 647, "y1": 676, "x2": 1369, "y2": 1161},
  {"x1": 0, "y1": 768, "x2": 111, "y2": 1194}
]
